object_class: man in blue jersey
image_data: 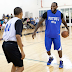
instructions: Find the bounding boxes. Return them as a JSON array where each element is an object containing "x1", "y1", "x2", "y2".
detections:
[{"x1": 32, "y1": 2, "x2": 69, "y2": 68}]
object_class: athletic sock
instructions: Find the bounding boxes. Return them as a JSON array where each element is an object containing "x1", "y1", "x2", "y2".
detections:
[
  {"x1": 60, "y1": 58, "x2": 63, "y2": 61},
  {"x1": 49, "y1": 55, "x2": 53, "y2": 58}
]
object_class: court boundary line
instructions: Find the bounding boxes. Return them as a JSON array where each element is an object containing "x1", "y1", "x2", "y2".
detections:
[{"x1": 0, "y1": 54, "x2": 72, "y2": 68}]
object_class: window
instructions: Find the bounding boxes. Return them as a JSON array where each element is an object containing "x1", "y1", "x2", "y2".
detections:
[
  {"x1": 44, "y1": 10, "x2": 47, "y2": 13},
  {"x1": 65, "y1": 8, "x2": 69, "y2": 23},
  {"x1": 70, "y1": 8, "x2": 72, "y2": 23},
  {"x1": 41, "y1": 10, "x2": 44, "y2": 17},
  {"x1": 39, "y1": 10, "x2": 44, "y2": 17},
  {"x1": 39, "y1": 11, "x2": 41, "y2": 17},
  {"x1": 61, "y1": 9, "x2": 64, "y2": 13},
  {"x1": 61, "y1": 9, "x2": 65, "y2": 19}
]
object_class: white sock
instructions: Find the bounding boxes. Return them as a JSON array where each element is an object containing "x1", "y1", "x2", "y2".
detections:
[
  {"x1": 60, "y1": 58, "x2": 63, "y2": 61},
  {"x1": 49, "y1": 55, "x2": 53, "y2": 58}
]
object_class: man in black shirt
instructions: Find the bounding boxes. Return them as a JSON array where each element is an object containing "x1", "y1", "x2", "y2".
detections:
[{"x1": 2, "y1": 7, "x2": 25, "y2": 72}]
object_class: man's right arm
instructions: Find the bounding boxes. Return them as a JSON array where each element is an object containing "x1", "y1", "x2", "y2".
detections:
[
  {"x1": 33, "y1": 18, "x2": 45, "y2": 33},
  {"x1": 33, "y1": 12, "x2": 47, "y2": 33},
  {"x1": 16, "y1": 35, "x2": 23, "y2": 52},
  {"x1": 32, "y1": 12, "x2": 47, "y2": 39},
  {"x1": 15, "y1": 20, "x2": 25, "y2": 60}
]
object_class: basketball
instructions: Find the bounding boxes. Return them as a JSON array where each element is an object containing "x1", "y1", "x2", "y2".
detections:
[{"x1": 61, "y1": 31, "x2": 69, "y2": 38}]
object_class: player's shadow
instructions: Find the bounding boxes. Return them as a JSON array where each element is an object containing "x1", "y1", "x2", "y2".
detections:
[
  {"x1": 47, "y1": 65, "x2": 63, "y2": 72},
  {"x1": 47, "y1": 65, "x2": 54, "y2": 72},
  {"x1": 59, "y1": 68, "x2": 63, "y2": 72}
]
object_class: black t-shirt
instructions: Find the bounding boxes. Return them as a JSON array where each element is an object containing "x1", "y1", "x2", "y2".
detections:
[
  {"x1": 21, "y1": 18, "x2": 27, "y2": 23},
  {"x1": 15, "y1": 20, "x2": 23, "y2": 36},
  {"x1": 42, "y1": 11, "x2": 63, "y2": 19}
]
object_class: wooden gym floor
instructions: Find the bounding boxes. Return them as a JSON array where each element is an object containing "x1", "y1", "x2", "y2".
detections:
[{"x1": 0, "y1": 26, "x2": 72, "y2": 72}]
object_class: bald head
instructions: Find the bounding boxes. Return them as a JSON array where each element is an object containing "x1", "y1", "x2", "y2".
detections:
[{"x1": 51, "y1": 2, "x2": 58, "y2": 13}]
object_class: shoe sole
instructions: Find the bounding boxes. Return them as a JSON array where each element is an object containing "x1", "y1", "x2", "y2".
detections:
[
  {"x1": 59, "y1": 66, "x2": 63, "y2": 69},
  {"x1": 59, "y1": 67, "x2": 63, "y2": 69}
]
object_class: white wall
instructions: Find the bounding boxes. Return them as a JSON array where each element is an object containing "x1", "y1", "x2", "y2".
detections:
[
  {"x1": 0, "y1": 0, "x2": 22, "y2": 19},
  {"x1": 0, "y1": 0, "x2": 39, "y2": 19},
  {"x1": 21, "y1": 0, "x2": 39, "y2": 19},
  {"x1": 38, "y1": 0, "x2": 72, "y2": 8},
  {"x1": 0, "y1": 0, "x2": 72, "y2": 19}
]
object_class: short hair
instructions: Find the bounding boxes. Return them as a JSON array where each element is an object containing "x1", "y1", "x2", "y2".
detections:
[
  {"x1": 53, "y1": 2, "x2": 58, "y2": 6},
  {"x1": 3, "y1": 22, "x2": 5, "y2": 23},
  {"x1": 14, "y1": 7, "x2": 22, "y2": 15}
]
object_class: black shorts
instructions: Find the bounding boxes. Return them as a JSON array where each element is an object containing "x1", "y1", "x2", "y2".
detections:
[{"x1": 2, "y1": 41, "x2": 23, "y2": 67}]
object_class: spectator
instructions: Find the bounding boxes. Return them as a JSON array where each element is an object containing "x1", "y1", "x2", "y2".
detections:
[
  {"x1": 35, "y1": 17, "x2": 36, "y2": 23},
  {"x1": 30, "y1": 17, "x2": 35, "y2": 25},
  {"x1": 6, "y1": 14, "x2": 9, "y2": 19},
  {"x1": 2, "y1": 14, "x2": 5, "y2": 19},
  {"x1": 35, "y1": 17, "x2": 36, "y2": 20},
  {"x1": 1, "y1": 22, "x2": 6, "y2": 32},
  {"x1": 21, "y1": 16, "x2": 27, "y2": 23},
  {"x1": 10, "y1": 14, "x2": 13, "y2": 18},
  {"x1": 1, "y1": 19, "x2": 4, "y2": 25},
  {"x1": 23, "y1": 18, "x2": 27, "y2": 22},
  {"x1": 27, "y1": 18, "x2": 30, "y2": 24},
  {"x1": 0, "y1": 21, "x2": 2, "y2": 29},
  {"x1": 4, "y1": 17, "x2": 8, "y2": 23},
  {"x1": 27, "y1": 18, "x2": 32, "y2": 29},
  {"x1": 35, "y1": 17, "x2": 39, "y2": 25},
  {"x1": 9, "y1": 17, "x2": 11, "y2": 20}
]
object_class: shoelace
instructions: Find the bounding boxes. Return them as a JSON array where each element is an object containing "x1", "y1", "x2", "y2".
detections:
[{"x1": 48, "y1": 58, "x2": 52, "y2": 63}]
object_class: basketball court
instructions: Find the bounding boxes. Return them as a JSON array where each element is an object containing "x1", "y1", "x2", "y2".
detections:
[{"x1": 0, "y1": 26, "x2": 72, "y2": 72}]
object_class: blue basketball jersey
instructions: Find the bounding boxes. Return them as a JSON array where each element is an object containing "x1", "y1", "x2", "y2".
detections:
[{"x1": 45, "y1": 10, "x2": 62, "y2": 38}]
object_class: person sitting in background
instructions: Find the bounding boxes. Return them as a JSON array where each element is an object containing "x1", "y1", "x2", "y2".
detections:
[
  {"x1": 27, "y1": 18, "x2": 33, "y2": 29},
  {"x1": 21, "y1": 17, "x2": 27, "y2": 29},
  {"x1": 23, "y1": 18, "x2": 27, "y2": 22},
  {"x1": 1, "y1": 22, "x2": 6, "y2": 32},
  {"x1": 10, "y1": 14, "x2": 13, "y2": 18},
  {"x1": 28, "y1": 17, "x2": 35, "y2": 29},
  {"x1": 21, "y1": 16, "x2": 27, "y2": 23},
  {"x1": 35, "y1": 17, "x2": 36, "y2": 23},
  {"x1": 23, "y1": 18, "x2": 27, "y2": 29},
  {"x1": 9, "y1": 17, "x2": 11, "y2": 20},
  {"x1": 29, "y1": 17, "x2": 35, "y2": 28},
  {"x1": 0, "y1": 21, "x2": 2, "y2": 29},
  {"x1": 27, "y1": 18, "x2": 30, "y2": 24},
  {"x1": 35, "y1": 17, "x2": 39, "y2": 26},
  {"x1": 2, "y1": 14, "x2": 5, "y2": 19},
  {"x1": 6, "y1": 14, "x2": 10, "y2": 19},
  {"x1": 4, "y1": 17, "x2": 8, "y2": 23},
  {"x1": 30, "y1": 17, "x2": 35, "y2": 25},
  {"x1": 1, "y1": 19, "x2": 4, "y2": 25},
  {"x1": 36, "y1": 17, "x2": 39, "y2": 23}
]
